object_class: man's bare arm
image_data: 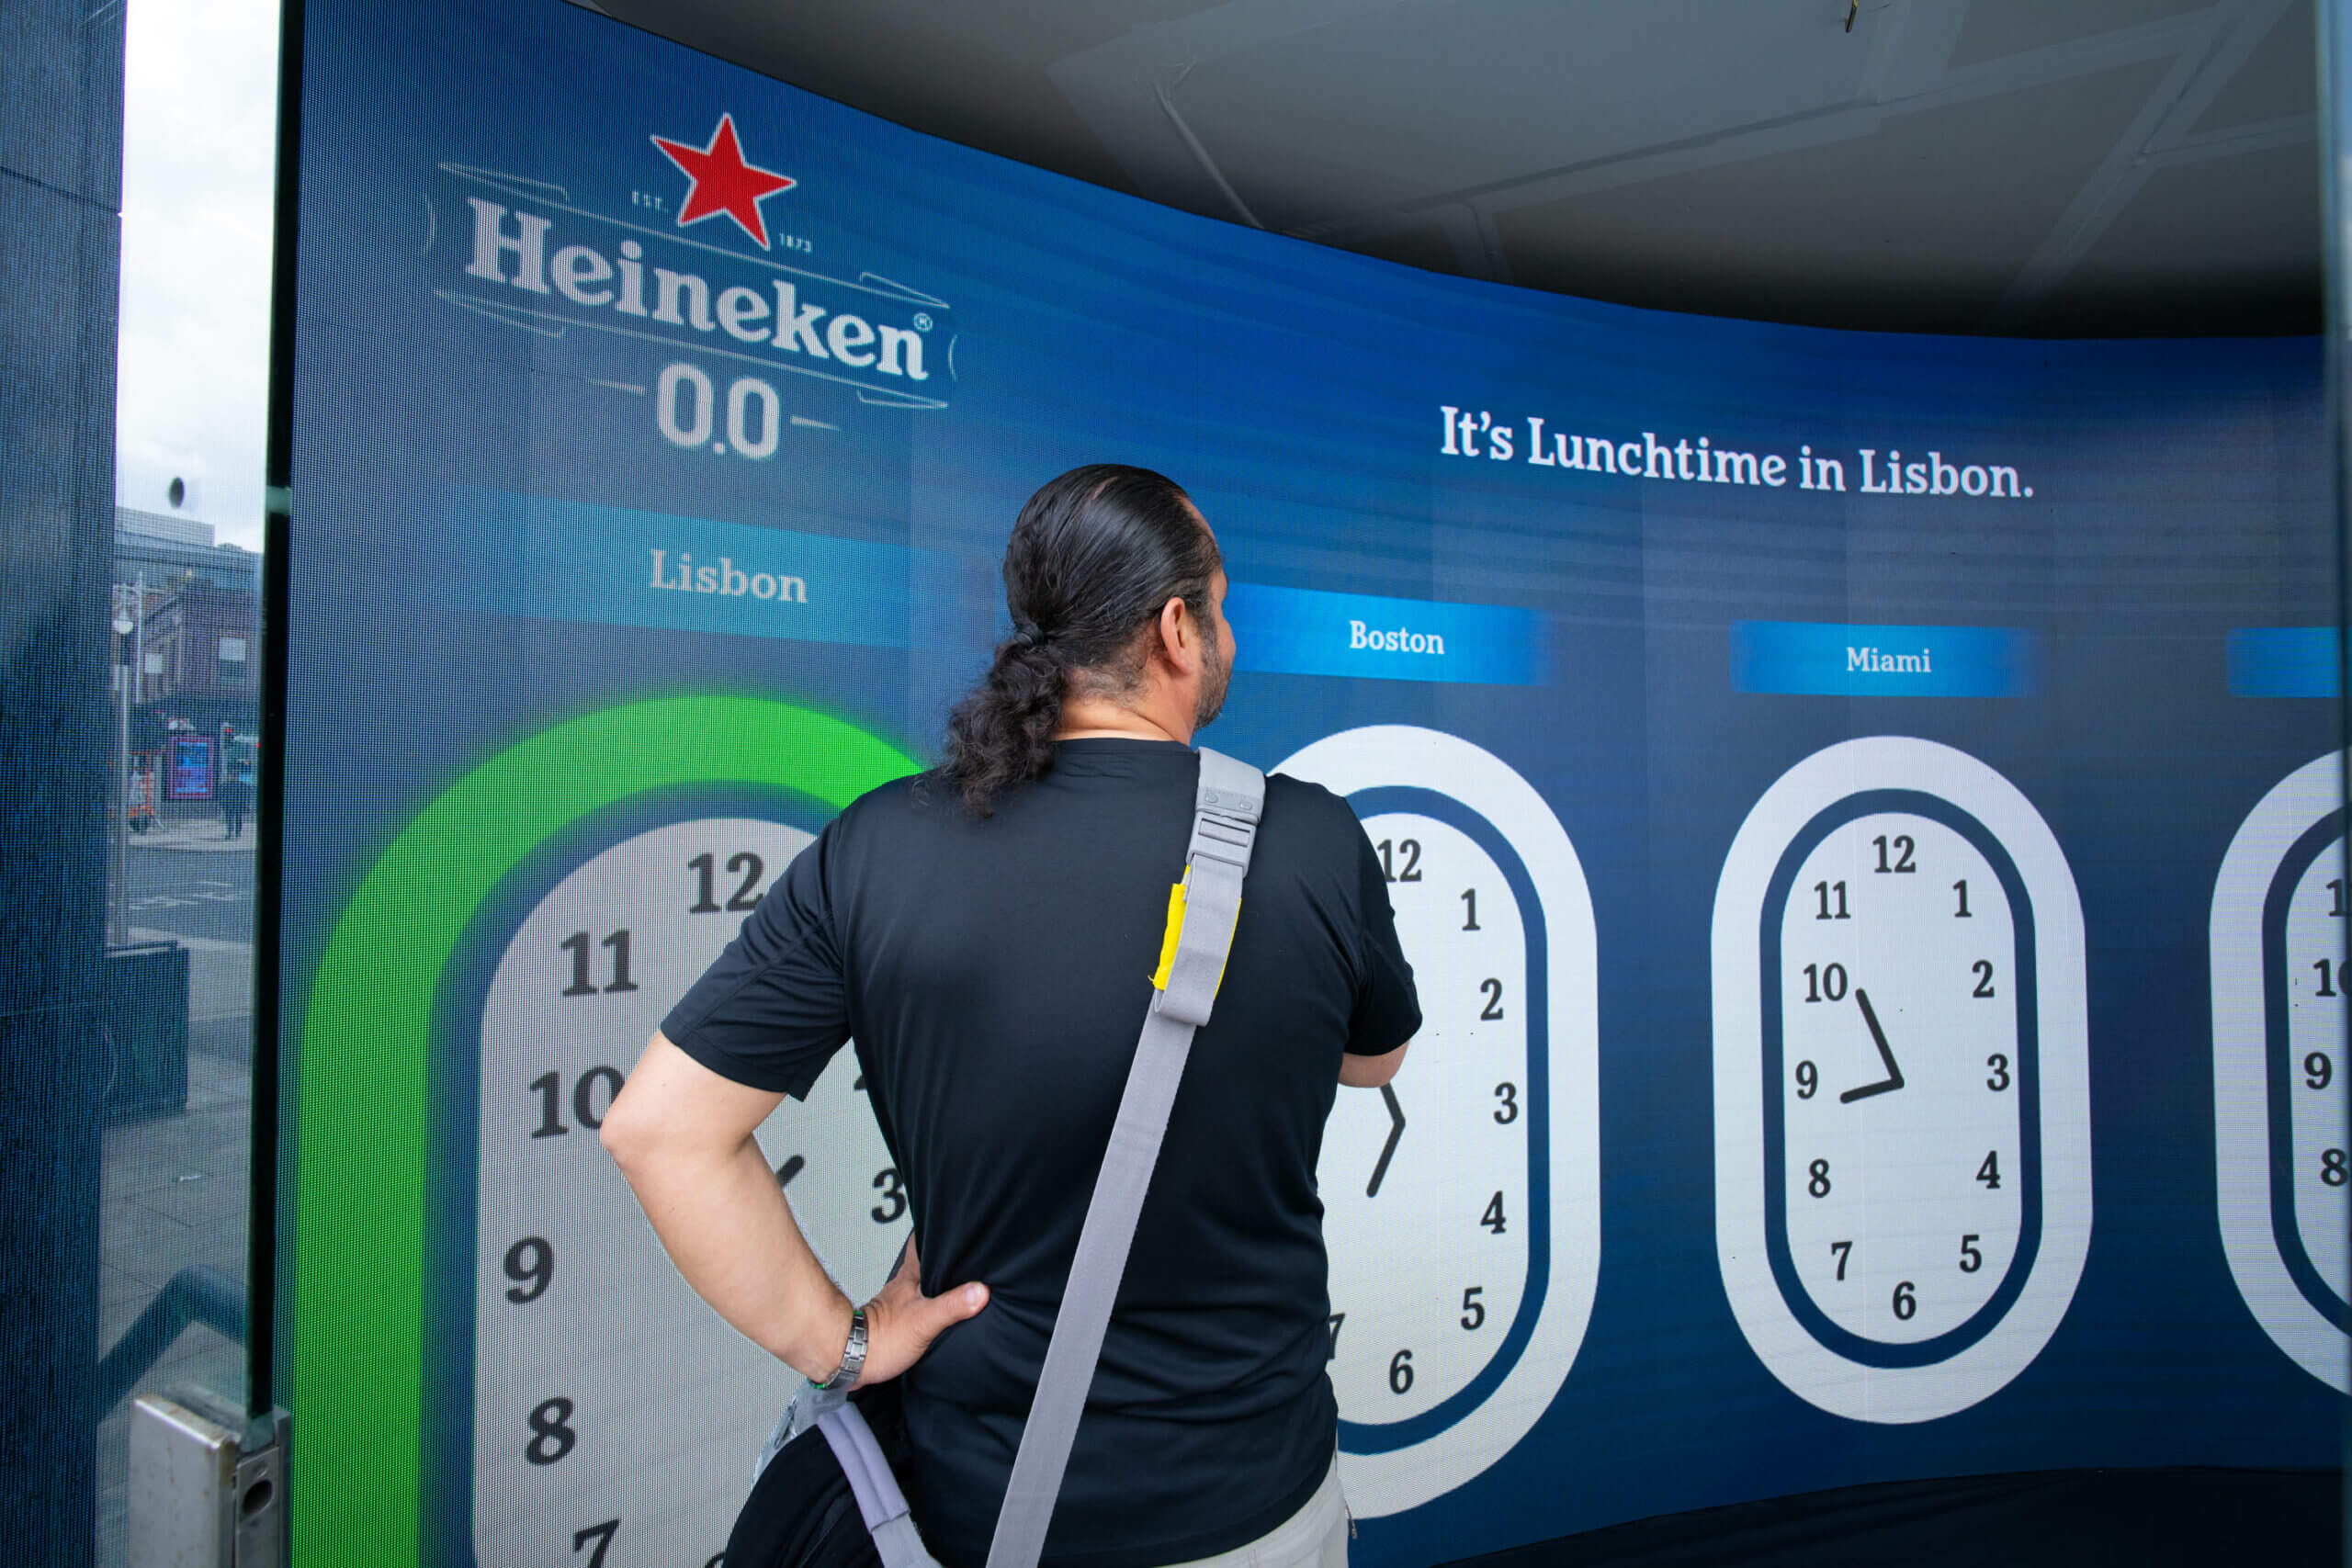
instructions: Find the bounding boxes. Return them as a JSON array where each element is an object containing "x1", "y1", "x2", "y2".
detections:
[
  {"x1": 1340, "y1": 1041, "x2": 1408, "y2": 1089},
  {"x1": 601, "y1": 1032, "x2": 986, "y2": 1385}
]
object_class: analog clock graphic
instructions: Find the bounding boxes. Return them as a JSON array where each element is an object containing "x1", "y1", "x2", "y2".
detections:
[
  {"x1": 1273, "y1": 725, "x2": 1599, "y2": 1517},
  {"x1": 2212, "y1": 750, "x2": 2350, "y2": 1390},
  {"x1": 468, "y1": 817, "x2": 908, "y2": 1567},
  {"x1": 1713, "y1": 736, "x2": 2090, "y2": 1423},
  {"x1": 289, "y1": 697, "x2": 922, "y2": 1567}
]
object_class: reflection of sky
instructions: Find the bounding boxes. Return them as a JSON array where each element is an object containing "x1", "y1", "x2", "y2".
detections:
[{"x1": 114, "y1": 0, "x2": 281, "y2": 551}]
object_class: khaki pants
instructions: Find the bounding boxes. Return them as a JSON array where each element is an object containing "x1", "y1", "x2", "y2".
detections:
[{"x1": 1159, "y1": 1457, "x2": 1348, "y2": 1568}]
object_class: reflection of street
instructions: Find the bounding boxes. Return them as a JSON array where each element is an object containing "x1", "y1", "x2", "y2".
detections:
[{"x1": 123, "y1": 847, "x2": 253, "y2": 944}]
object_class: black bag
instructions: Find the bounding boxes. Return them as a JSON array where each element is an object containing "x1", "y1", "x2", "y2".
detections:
[{"x1": 724, "y1": 1381, "x2": 911, "y2": 1568}]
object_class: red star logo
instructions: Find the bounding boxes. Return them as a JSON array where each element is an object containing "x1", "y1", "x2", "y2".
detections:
[{"x1": 650, "y1": 113, "x2": 796, "y2": 249}]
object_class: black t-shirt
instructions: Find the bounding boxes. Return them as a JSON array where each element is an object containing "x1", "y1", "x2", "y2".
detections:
[{"x1": 662, "y1": 738, "x2": 1421, "y2": 1567}]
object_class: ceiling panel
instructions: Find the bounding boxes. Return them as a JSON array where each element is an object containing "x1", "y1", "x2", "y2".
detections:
[
  {"x1": 2190, "y1": 0, "x2": 2315, "y2": 133},
  {"x1": 1495, "y1": 59, "x2": 2172, "y2": 333},
  {"x1": 1947, "y1": 0, "x2": 2209, "y2": 69}
]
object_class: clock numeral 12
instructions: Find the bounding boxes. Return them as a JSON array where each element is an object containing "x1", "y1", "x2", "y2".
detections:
[
  {"x1": 1375, "y1": 838, "x2": 1422, "y2": 883},
  {"x1": 686, "y1": 851, "x2": 765, "y2": 913}
]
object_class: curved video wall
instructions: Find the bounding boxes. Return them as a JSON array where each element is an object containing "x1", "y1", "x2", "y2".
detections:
[{"x1": 277, "y1": 1, "x2": 2343, "y2": 1562}]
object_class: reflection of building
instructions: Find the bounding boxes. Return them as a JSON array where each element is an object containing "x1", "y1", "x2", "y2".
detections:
[{"x1": 114, "y1": 508, "x2": 262, "y2": 755}]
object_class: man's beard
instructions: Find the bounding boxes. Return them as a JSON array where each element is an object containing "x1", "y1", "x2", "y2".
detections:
[{"x1": 1193, "y1": 635, "x2": 1231, "y2": 730}]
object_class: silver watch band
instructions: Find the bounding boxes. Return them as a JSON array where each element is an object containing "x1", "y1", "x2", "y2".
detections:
[{"x1": 818, "y1": 1304, "x2": 867, "y2": 1390}]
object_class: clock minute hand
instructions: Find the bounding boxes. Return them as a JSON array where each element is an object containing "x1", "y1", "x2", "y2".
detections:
[
  {"x1": 1367, "y1": 1083, "x2": 1407, "y2": 1198},
  {"x1": 1839, "y1": 987, "x2": 1906, "y2": 1103}
]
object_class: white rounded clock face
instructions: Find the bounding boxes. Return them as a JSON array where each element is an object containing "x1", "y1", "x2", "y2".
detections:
[
  {"x1": 1274, "y1": 726, "x2": 1598, "y2": 1519},
  {"x1": 469, "y1": 816, "x2": 907, "y2": 1568},
  {"x1": 1713, "y1": 738, "x2": 2091, "y2": 1424},
  {"x1": 2212, "y1": 751, "x2": 2350, "y2": 1391}
]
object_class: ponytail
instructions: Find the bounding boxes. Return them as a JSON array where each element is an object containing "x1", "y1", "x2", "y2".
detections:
[{"x1": 938, "y1": 465, "x2": 1218, "y2": 817}]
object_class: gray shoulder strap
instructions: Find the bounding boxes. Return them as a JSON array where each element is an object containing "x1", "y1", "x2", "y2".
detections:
[
  {"x1": 984, "y1": 747, "x2": 1265, "y2": 1568},
  {"x1": 818, "y1": 1404, "x2": 941, "y2": 1568}
]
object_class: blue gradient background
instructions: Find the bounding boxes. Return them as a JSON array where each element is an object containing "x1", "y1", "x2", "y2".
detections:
[{"x1": 281, "y1": 0, "x2": 2340, "y2": 1562}]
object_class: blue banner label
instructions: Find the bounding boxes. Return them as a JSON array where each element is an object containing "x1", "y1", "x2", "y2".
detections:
[
  {"x1": 1730, "y1": 621, "x2": 2041, "y2": 697},
  {"x1": 1227, "y1": 583, "x2": 1546, "y2": 685}
]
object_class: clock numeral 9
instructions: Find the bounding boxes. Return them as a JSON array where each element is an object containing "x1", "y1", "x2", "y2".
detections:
[
  {"x1": 1871, "y1": 834, "x2": 1917, "y2": 874},
  {"x1": 687, "y1": 850, "x2": 765, "y2": 913},
  {"x1": 2314, "y1": 958, "x2": 2343, "y2": 998},
  {"x1": 1388, "y1": 1348, "x2": 1414, "y2": 1394},
  {"x1": 1986, "y1": 1054, "x2": 2011, "y2": 1091},
  {"x1": 1375, "y1": 838, "x2": 1422, "y2": 883},
  {"x1": 1460, "y1": 1286, "x2": 1486, "y2": 1330},
  {"x1": 526, "y1": 1397, "x2": 576, "y2": 1466},
  {"x1": 504, "y1": 1236, "x2": 552, "y2": 1303},
  {"x1": 1802, "y1": 963, "x2": 1848, "y2": 1003},
  {"x1": 1492, "y1": 1082, "x2": 1519, "y2": 1123},
  {"x1": 557, "y1": 930, "x2": 639, "y2": 997},
  {"x1": 1892, "y1": 1280, "x2": 1917, "y2": 1321},
  {"x1": 1807, "y1": 1158, "x2": 1831, "y2": 1198},
  {"x1": 2323, "y1": 1149, "x2": 2348, "y2": 1188},
  {"x1": 529, "y1": 1066, "x2": 624, "y2": 1139},
  {"x1": 1959, "y1": 1234, "x2": 1984, "y2": 1273},
  {"x1": 572, "y1": 1521, "x2": 618, "y2": 1567},
  {"x1": 2306, "y1": 1052, "x2": 2334, "y2": 1091},
  {"x1": 1794, "y1": 1060, "x2": 1819, "y2": 1100},
  {"x1": 1478, "y1": 978, "x2": 1505, "y2": 1021},
  {"x1": 871, "y1": 1167, "x2": 908, "y2": 1224}
]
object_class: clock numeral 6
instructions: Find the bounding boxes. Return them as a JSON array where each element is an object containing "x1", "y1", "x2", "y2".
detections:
[
  {"x1": 1892, "y1": 1280, "x2": 1917, "y2": 1321},
  {"x1": 529, "y1": 1066, "x2": 624, "y2": 1139},
  {"x1": 1460, "y1": 1285, "x2": 1486, "y2": 1330},
  {"x1": 1388, "y1": 1348, "x2": 1414, "y2": 1394},
  {"x1": 504, "y1": 1236, "x2": 552, "y2": 1303},
  {"x1": 526, "y1": 1397, "x2": 576, "y2": 1466},
  {"x1": 572, "y1": 1520, "x2": 618, "y2": 1567},
  {"x1": 1959, "y1": 1234, "x2": 1984, "y2": 1273},
  {"x1": 2323, "y1": 1148, "x2": 2348, "y2": 1188}
]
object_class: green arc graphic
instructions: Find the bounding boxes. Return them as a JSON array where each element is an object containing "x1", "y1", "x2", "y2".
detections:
[{"x1": 290, "y1": 695, "x2": 920, "y2": 1565}]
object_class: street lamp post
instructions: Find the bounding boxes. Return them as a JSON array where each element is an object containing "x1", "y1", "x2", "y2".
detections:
[{"x1": 110, "y1": 587, "x2": 135, "y2": 947}]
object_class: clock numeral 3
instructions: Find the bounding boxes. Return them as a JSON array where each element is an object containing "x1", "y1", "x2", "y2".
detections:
[
  {"x1": 1492, "y1": 1081, "x2": 1519, "y2": 1123},
  {"x1": 1986, "y1": 1054, "x2": 2011, "y2": 1091},
  {"x1": 870, "y1": 1167, "x2": 908, "y2": 1223}
]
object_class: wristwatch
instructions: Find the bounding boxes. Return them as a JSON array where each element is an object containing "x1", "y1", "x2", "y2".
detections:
[{"x1": 817, "y1": 1304, "x2": 867, "y2": 1390}]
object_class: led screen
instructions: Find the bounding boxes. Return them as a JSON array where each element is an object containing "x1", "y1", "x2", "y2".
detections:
[{"x1": 279, "y1": 1, "x2": 2342, "y2": 1562}]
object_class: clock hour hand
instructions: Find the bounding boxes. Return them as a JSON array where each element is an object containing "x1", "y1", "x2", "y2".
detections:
[
  {"x1": 1839, "y1": 987, "x2": 1906, "y2": 1103},
  {"x1": 1367, "y1": 1084, "x2": 1407, "y2": 1198}
]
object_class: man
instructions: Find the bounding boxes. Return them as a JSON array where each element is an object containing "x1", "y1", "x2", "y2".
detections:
[{"x1": 602, "y1": 465, "x2": 1420, "y2": 1566}]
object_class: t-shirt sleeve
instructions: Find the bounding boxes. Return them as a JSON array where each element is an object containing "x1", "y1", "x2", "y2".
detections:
[
  {"x1": 659, "y1": 825, "x2": 853, "y2": 1098},
  {"x1": 1346, "y1": 825, "x2": 1422, "y2": 1055}
]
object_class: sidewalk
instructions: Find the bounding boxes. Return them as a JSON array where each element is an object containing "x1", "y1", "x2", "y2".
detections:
[{"x1": 130, "y1": 818, "x2": 256, "y2": 853}]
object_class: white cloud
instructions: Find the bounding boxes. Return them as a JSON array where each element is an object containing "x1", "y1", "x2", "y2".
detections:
[{"x1": 115, "y1": 0, "x2": 282, "y2": 551}]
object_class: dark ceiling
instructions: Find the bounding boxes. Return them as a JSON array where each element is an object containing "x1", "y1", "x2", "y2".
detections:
[{"x1": 577, "y1": 0, "x2": 2322, "y2": 337}]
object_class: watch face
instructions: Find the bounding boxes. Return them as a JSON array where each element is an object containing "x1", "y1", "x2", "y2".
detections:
[
  {"x1": 1273, "y1": 726, "x2": 1599, "y2": 1518},
  {"x1": 1714, "y1": 738, "x2": 2091, "y2": 1423},
  {"x1": 465, "y1": 814, "x2": 907, "y2": 1567},
  {"x1": 2213, "y1": 750, "x2": 2351, "y2": 1390}
]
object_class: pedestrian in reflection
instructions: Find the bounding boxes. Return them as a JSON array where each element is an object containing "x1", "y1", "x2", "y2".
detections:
[{"x1": 219, "y1": 750, "x2": 250, "y2": 840}]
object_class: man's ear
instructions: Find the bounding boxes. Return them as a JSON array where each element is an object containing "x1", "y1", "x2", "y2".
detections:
[{"x1": 1158, "y1": 593, "x2": 1196, "y2": 671}]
